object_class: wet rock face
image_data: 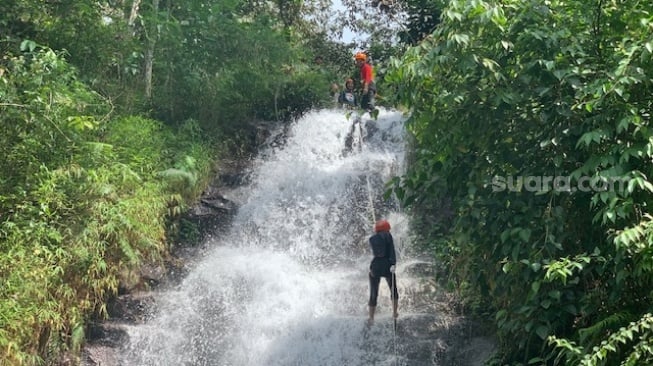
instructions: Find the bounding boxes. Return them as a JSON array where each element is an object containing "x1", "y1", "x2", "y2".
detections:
[
  {"x1": 83, "y1": 293, "x2": 156, "y2": 365},
  {"x1": 87, "y1": 322, "x2": 130, "y2": 348},
  {"x1": 392, "y1": 261, "x2": 497, "y2": 366},
  {"x1": 106, "y1": 292, "x2": 157, "y2": 324},
  {"x1": 184, "y1": 160, "x2": 244, "y2": 242},
  {"x1": 83, "y1": 346, "x2": 120, "y2": 366},
  {"x1": 83, "y1": 323, "x2": 128, "y2": 365}
]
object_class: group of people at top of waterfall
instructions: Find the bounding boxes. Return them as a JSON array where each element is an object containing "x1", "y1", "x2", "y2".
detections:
[
  {"x1": 367, "y1": 218, "x2": 399, "y2": 326},
  {"x1": 330, "y1": 51, "x2": 377, "y2": 113}
]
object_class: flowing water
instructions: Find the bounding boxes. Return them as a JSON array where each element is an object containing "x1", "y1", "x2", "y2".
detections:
[{"x1": 119, "y1": 109, "x2": 482, "y2": 366}]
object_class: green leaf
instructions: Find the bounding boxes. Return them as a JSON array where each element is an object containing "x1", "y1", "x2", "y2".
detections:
[
  {"x1": 536, "y1": 325, "x2": 549, "y2": 340},
  {"x1": 576, "y1": 131, "x2": 602, "y2": 147},
  {"x1": 450, "y1": 33, "x2": 470, "y2": 46},
  {"x1": 502, "y1": 262, "x2": 511, "y2": 273},
  {"x1": 541, "y1": 299, "x2": 552, "y2": 309},
  {"x1": 20, "y1": 39, "x2": 37, "y2": 52},
  {"x1": 645, "y1": 42, "x2": 653, "y2": 54},
  {"x1": 500, "y1": 229, "x2": 510, "y2": 243},
  {"x1": 548, "y1": 290, "x2": 561, "y2": 301},
  {"x1": 531, "y1": 280, "x2": 541, "y2": 293},
  {"x1": 563, "y1": 304, "x2": 577, "y2": 314}
]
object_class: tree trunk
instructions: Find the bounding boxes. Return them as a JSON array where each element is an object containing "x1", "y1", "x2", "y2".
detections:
[
  {"x1": 144, "y1": 0, "x2": 159, "y2": 99},
  {"x1": 128, "y1": 0, "x2": 142, "y2": 27}
]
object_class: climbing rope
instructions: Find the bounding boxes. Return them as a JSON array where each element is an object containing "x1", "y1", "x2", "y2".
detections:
[
  {"x1": 365, "y1": 167, "x2": 399, "y2": 366},
  {"x1": 357, "y1": 111, "x2": 399, "y2": 365},
  {"x1": 391, "y1": 271, "x2": 398, "y2": 366},
  {"x1": 357, "y1": 117, "x2": 364, "y2": 153},
  {"x1": 365, "y1": 175, "x2": 376, "y2": 224}
]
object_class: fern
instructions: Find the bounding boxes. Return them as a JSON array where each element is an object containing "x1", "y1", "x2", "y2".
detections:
[
  {"x1": 580, "y1": 314, "x2": 653, "y2": 366},
  {"x1": 158, "y1": 168, "x2": 197, "y2": 188},
  {"x1": 613, "y1": 215, "x2": 651, "y2": 252},
  {"x1": 158, "y1": 167, "x2": 199, "y2": 201},
  {"x1": 551, "y1": 314, "x2": 653, "y2": 366},
  {"x1": 623, "y1": 332, "x2": 653, "y2": 366},
  {"x1": 578, "y1": 312, "x2": 635, "y2": 345}
]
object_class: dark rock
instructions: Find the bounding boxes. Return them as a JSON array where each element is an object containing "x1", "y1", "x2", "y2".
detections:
[
  {"x1": 106, "y1": 292, "x2": 156, "y2": 324},
  {"x1": 218, "y1": 172, "x2": 248, "y2": 187},
  {"x1": 82, "y1": 345, "x2": 120, "y2": 366},
  {"x1": 139, "y1": 263, "x2": 166, "y2": 288},
  {"x1": 200, "y1": 195, "x2": 236, "y2": 213},
  {"x1": 86, "y1": 322, "x2": 129, "y2": 348}
]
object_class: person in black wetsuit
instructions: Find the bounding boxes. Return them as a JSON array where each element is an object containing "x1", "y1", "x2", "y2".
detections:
[
  {"x1": 367, "y1": 219, "x2": 398, "y2": 325},
  {"x1": 338, "y1": 78, "x2": 358, "y2": 108}
]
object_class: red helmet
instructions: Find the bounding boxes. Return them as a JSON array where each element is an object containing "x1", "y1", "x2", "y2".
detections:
[
  {"x1": 374, "y1": 219, "x2": 391, "y2": 232},
  {"x1": 354, "y1": 52, "x2": 367, "y2": 61}
]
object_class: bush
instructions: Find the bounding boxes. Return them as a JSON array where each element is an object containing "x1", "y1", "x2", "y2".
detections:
[{"x1": 0, "y1": 47, "x2": 215, "y2": 365}]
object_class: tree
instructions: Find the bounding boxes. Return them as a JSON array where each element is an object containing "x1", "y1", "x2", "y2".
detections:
[{"x1": 397, "y1": 0, "x2": 442, "y2": 45}]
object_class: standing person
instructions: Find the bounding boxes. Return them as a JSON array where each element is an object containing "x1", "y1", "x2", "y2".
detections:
[
  {"x1": 354, "y1": 52, "x2": 377, "y2": 112},
  {"x1": 367, "y1": 219, "x2": 398, "y2": 326}
]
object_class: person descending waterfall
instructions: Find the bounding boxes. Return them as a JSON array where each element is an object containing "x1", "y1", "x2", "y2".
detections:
[
  {"x1": 367, "y1": 219, "x2": 398, "y2": 326},
  {"x1": 354, "y1": 52, "x2": 377, "y2": 117},
  {"x1": 340, "y1": 77, "x2": 361, "y2": 152}
]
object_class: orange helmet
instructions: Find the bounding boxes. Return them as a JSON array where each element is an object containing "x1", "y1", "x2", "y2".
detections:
[
  {"x1": 354, "y1": 52, "x2": 367, "y2": 61},
  {"x1": 374, "y1": 219, "x2": 391, "y2": 233}
]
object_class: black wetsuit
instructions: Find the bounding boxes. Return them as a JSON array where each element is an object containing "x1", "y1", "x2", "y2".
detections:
[
  {"x1": 368, "y1": 231, "x2": 398, "y2": 307},
  {"x1": 338, "y1": 89, "x2": 357, "y2": 108}
]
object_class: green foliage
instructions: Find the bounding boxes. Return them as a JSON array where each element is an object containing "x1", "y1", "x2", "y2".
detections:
[
  {"x1": 387, "y1": 0, "x2": 653, "y2": 363},
  {"x1": 0, "y1": 48, "x2": 214, "y2": 365},
  {"x1": 2, "y1": 0, "x2": 328, "y2": 138},
  {"x1": 145, "y1": 0, "x2": 324, "y2": 131},
  {"x1": 0, "y1": 45, "x2": 105, "y2": 205},
  {"x1": 1, "y1": 0, "x2": 143, "y2": 113},
  {"x1": 398, "y1": 0, "x2": 444, "y2": 45}
]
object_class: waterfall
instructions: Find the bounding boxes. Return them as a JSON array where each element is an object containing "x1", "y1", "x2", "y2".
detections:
[{"x1": 121, "y1": 108, "x2": 425, "y2": 366}]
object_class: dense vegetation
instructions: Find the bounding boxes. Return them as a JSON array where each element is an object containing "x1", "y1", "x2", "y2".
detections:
[
  {"x1": 387, "y1": 0, "x2": 653, "y2": 364},
  {"x1": 0, "y1": 45, "x2": 214, "y2": 365}
]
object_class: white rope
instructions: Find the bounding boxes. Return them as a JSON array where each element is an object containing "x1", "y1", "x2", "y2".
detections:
[
  {"x1": 365, "y1": 175, "x2": 376, "y2": 224},
  {"x1": 364, "y1": 158, "x2": 398, "y2": 366},
  {"x1": 357, "y1": 118, "x2": 364, "y2": 153},
  {"x1": 390, "y1": 233, "x2": 399, "y2": 366},
  {"x1": 391, "y1": 271, "x2": 398, "y2": 366},
  {"x1": 358, "y1": 112, "x2": 399, "y2": 365}
]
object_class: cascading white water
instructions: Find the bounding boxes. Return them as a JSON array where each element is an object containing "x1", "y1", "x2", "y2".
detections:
[{"x1": 121, "y1": 108, "x2": 421, "y2": 366}]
